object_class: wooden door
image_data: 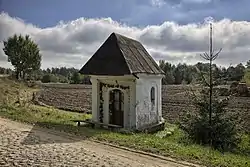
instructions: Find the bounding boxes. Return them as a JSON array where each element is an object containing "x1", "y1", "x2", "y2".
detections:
[{"x1": 109, "y1": 89, "x2": 124, "y2": 127}]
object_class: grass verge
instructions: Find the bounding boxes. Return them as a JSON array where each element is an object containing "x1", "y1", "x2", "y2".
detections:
[{"x1": 0, "y1": 104, "x2": 249, "y2": 167}]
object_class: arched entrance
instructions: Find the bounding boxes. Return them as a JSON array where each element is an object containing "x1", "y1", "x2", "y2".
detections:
[{"x1": 109, "y1": 89, "x2": 124, "y2": 127}]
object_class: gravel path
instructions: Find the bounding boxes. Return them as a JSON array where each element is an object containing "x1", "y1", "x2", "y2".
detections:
[{"x1": 0, "y1": 117, "x2": 196, "y2": 167}]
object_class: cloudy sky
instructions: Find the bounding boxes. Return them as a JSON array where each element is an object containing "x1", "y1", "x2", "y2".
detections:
[{"x1": 1, "y1": 0, "x2": 250, "y2": 69}]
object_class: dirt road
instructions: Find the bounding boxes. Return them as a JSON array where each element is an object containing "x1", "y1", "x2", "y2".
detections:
[{"x1": 0, "y1": 117, "x2": 197, "y2": 167}]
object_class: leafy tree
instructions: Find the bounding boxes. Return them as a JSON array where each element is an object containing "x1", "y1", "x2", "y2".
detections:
[
  {"x1": 226, "y1": 63, "x2": 245, "y2": 81},
  {"x1": 0, "y1": 67, "x2": 5, "y2": 74},
  {"x1": 71, "y1": 72, "x2": 82, "y2": 84},
  {"x1": 46, "y1": 68, "x2": 51, "y2": 74},
  {"x1": 243, "y1": 69, "x2": 250, "y2": 86},
  {"x1": 246, "y1": 60, "x2": 250, "y2": 69},
  {"x1": 0, "y1": 67, "x2": 13, "y2": 75},
  {"x1": 159, "y1": 60, "x2": 175, "y2": 84},
  {"x1": 220, "y1": 67, "x2": 228, "y2": 81},
  {"x1": 41, "y1": 74, "x2": 58, "y2": 83},
  {"x1": 173, "y1": 67, "x2": 183, "y2": 84},
  {"x1": 234, "y1": 63, "x2": 245, "y2": 81},
  {"x1": 180, "y1": 23, "x2": 240, "y2": 151},
  {"x1": 164, "y1": 71, "x2": 175, "y2": 84},
  {"x1": 183, "y1": 70, "x2": 193, "y2": 84},
  {"x1": 182, "y1": 64, "x2": 195, "y2": 84},
  {"x1": 3, "y1": 34, "x2": 41, "y2": 80},
  {"x1": 39, "y1": 67, "x2": 80, "y2": 83},
  {"x1": 30, "y1": 69, "x2": 43, "y2": 81},
  {"x1": 58, "y1": 75, "x2": 69, "y2": 83},
  {"x1": 41, "y1": 75, "x2": 51, "y2": 83},
  {"x1": 195, "y1": 62, "x2": 210, "y2": 72}
]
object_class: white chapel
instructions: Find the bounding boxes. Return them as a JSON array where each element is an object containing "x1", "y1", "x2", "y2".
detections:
[{"x1": 79, "y1": 32, "x2": 165, "y2": 131}]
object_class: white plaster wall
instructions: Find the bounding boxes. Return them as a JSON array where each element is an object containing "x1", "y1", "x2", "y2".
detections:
[
  {"x1": 90, "y1": 74, "x2": 163, "y2": 130},
  {"x1": 90, "y1": 75, "x2": 136, "y2": 129},
  {"x1": 135, "y1": 74, "x2": 164, "y2": 129},
  {"x1": 129, "y1": 82, "x2": 137, "y2": 129}
]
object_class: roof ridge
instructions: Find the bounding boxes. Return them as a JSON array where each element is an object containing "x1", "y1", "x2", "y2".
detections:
[
  {"x1": 113, "y1": 32, "x2": 140, "y2": 43},
  {"x1": 113, "y1": 33, "x2": 133, "y2": 74}
]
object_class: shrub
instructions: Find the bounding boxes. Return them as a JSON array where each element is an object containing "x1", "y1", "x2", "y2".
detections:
[
  {"x1": 57, "y1": 75, "x2": 69, "y2": 83},
  {"x1": 243, "y1": 69, "x2": 250, "y2": 86},
  {"x1": 70, "y1": 72, "x2": 81, "y2": 84},
  {"x1": 41, "y1": 74, "x2": 58, "y2": 83},
  {"x1": 180, "y1": 93, "x2": 240, "y2": 151}
]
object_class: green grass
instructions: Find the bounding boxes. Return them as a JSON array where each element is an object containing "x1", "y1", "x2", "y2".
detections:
[
  {"x1": 0, "y1": 76, "x2": 39, "y2": 105},
  {"x1": 96, "y1": 126, "x2": 250, "y2": 167},
  {"x1": 0, "y1": 104, "x2": 90, "y2": 124}
]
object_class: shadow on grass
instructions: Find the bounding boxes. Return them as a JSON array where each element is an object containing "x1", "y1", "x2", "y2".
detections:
[{"x1": 21, "y1": 121, "x2": 106, "y2": 145}]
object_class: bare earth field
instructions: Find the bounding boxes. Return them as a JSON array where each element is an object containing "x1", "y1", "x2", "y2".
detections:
[
  {"x1": 0, "y1": 117, "x2": 195, "y2": 167},
  {"x1": 37, "y1": 84, "x2": 250, "y2": 132}
]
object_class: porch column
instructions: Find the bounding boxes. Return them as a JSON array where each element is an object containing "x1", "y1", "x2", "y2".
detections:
[{"x1": 90, "y1": 77, "x2": 99, "y2": 122}]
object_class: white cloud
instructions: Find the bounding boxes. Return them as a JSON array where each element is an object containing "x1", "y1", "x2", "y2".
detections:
[
  {"x1": 183, "y1": 0, "x2": 211, "y2": 4},
  {"x1": 150, "y1": 0, "x2": 166, "y2": 7},
  {"x1": 0, "y1": 12, "x2": 250, "y2": 69}
]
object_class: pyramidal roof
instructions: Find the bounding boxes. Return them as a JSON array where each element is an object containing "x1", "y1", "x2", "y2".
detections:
[{"x1": 79, "y1": 32, "x2": 164, "y2": 76}]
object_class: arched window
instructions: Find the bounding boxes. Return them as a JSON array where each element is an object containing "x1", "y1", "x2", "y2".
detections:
[{"x1": 150, "y1": 87, "x2": 155, "y2": 108}]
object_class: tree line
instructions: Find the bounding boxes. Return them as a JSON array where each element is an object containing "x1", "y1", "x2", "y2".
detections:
[
  {"x1": 159, "y1": 60, "x2": 250, "y2": 85},
  {"x1": 2, "y1": 61, "x2": 249, "y2": 85},
  {"x1": 0, "y1": 66, "x2": 90, "y2": 84},
  {"x1": 39, "y1": 67, "x2": 91, "y2": 84}
]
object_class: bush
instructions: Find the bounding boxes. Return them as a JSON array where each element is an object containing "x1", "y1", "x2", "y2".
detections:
[
  {"x1": 243, "y1": 69, "x2": 250, "y2": 86},
  {"x1": 70, "y1": 72, "x2": 81, "y2": 84},
  {"x1": 41, "y1": 74, "x2": 58, "y2": 83},
  {"x1": 57, "y1": 75, "x2": 69, "y2": 83},
  {"x1": 180, "y1": 92, "x2": 240, "y2": 151}
]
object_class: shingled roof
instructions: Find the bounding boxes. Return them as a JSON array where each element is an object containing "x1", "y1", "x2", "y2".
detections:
[{"x1": 79, "y1": 32, "x2": 164, "y2": 76}]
